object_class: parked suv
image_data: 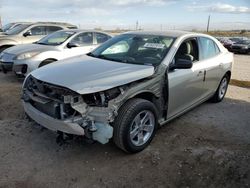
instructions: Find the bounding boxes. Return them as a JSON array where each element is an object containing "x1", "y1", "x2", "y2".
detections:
[
  {"x1": 0, "y1": 22, "x2": 32, "y2": 35},
  {"x1": 0, "y1": 22, "x2": 77, "y2": 52},
  {"x1": 22, "y1": 31, "x2": 233, "y2": 153}
]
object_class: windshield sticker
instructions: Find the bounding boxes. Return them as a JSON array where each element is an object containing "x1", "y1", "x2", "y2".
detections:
[
  {"x1": 144, "y1": 43, "x2": 165, "y2": 49},
  {"x1": 65, "y1": 31, "x2": 75, "y2": 35}
]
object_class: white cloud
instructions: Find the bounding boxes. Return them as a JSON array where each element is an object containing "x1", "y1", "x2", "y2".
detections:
[{"x1": 187, "y1": 3, "x2": 250, "y2": 14}]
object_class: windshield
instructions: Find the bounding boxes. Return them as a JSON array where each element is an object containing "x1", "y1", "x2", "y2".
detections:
[
  {"x1": 2, "y1": 23, "x2": 15, "y2": 32},
  {"x1": 88, "y1": 34, "x2": 175, "y2": 66},
  {"x1": 6, "y1": 24, "x2": 31, "y2": 35},
  {"x1": 36, "y1": 31, "x2": 75, "y2": 46}
]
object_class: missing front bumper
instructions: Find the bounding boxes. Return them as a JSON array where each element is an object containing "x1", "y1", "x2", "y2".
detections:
[
  {"x1": 23, "y1": 101, "x2": 114, "y2": 144},
  {"x1": 23, "y1": 101, "x2": 85, "y2": 135}
]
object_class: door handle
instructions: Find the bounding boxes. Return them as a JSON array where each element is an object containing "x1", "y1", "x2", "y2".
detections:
[{"x1": 197, "y1": 70, "x2": 203, "y2": 76}]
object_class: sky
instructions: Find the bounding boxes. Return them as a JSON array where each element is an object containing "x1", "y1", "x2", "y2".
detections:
[{"x1": 0, "y1": 0, "x2": 250, "y2": 31}]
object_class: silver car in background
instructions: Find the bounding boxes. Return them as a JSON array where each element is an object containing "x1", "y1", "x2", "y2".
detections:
[
  {"x1": 22, "y1": 31, "x2": 233, "y2": 153},
  {"x1": 0, "y1": 30, "x2": 111, "y2": 76},
  {"x1": 0, "y1": 22, "x2": 77, "y2": 53}
]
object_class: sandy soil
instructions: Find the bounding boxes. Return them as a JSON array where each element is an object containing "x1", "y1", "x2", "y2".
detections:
[{"x1": 0, "y1": 70, "x2": 250, "y2": 187}]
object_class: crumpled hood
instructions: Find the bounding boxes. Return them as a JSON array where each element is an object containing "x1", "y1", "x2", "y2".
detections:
[
  {"x1": 31, "y1": 55, "x2": 155, "y2": 94},
  {"x1": 3, "y1": 43, "x2": 57, "y2": 55}
]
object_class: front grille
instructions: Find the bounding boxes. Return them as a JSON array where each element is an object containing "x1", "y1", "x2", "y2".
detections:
[
  {"x1": 232, "y1": 46, "x2": 241, "y2": 50},
  {"x1": 23, "y1": 76, "x2": 79, "y2": 119}
]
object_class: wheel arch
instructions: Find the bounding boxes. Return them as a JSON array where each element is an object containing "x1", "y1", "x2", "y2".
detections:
[
  {"x1": 0, "y1": 44, "x2": 16, "y2": 52},
  {"x1": 39, "y1": 58, "x2": 58, "y2": 68},
  {"x1": 225, "y1": 70, "x2": 231, "y2": 80},
  {"x1": 126, "y1": 91, "x2": 163, "y2": 118}
]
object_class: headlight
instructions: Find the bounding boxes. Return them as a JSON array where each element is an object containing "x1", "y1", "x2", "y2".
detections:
[
  {"x1": 242, "y1": 46, "x2": 248, "y2": 49},
  {"x1": 15, "y1": 52, "x2": 40, "y2": 60}
]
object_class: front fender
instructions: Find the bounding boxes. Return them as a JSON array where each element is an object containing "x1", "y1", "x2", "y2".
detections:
[
  {"x1": 0, "y1": 39, "x2": 17, "y2": 47},
  {"x1": 36, "y1": 50, "x2": 60, "y2": 61}
]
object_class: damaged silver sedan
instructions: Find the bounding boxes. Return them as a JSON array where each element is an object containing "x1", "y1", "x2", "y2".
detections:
[{"x1": 22, "y1": 31, "x2": 233, "y2": 153}]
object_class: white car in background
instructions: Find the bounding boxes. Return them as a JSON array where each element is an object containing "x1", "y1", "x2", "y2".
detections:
[{"x1": 0, "y1": 29, "x2": 112, "y2": 76}]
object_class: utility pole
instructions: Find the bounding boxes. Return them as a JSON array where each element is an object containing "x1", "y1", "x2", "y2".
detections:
[
  {"x1": 207, "y1": 15, "x2": 210, "y2": 32},
  {"x1": 135, "y1": 20, "x2": 138, "y2": 30}
]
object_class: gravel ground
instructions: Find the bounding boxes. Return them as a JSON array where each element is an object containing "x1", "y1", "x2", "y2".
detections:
[
  {"x1": 232, "y1": 54, "x2": 250, "y2": 82},
  {"x1": 0, "y1": 55, "x2": 250, "y2": 188}
]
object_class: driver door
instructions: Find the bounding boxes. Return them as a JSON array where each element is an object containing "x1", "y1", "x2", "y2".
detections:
[
  {"x1": 64, "y1": 32, "x2": 94, "y2": 57},
  {"x1": 167, "y1": 38, "x2": 206, "y2": 119},
  {"x1": 21, "y1": 26, "x2": 47, "y2": 44}
]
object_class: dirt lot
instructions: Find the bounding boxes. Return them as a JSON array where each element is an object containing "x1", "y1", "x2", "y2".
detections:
[{"x1": 0, "y1": 55, "x2": 250, "y2": 188}]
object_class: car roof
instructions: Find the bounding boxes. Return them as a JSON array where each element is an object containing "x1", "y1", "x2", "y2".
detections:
[
  {"x1": 124, "y1": 30, "x2": 195, "y2": 37},
  {"x1": 59, "y1": 29, "x2": 112, "y2": 35},
  {"x1": 29, "y1": 22, "x2": 76, "y2": 27}
]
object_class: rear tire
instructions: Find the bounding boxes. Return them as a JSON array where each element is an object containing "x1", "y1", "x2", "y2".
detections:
[
  {"x1": 113, "y1": 98, "x2": 158, "y2": 153},
  {"x1": 210, "y1": 75, "x2": 229, "y2": 103}
]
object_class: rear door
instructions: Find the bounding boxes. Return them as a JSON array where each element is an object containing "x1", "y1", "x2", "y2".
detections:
[
  {"x1": 198, "y1": 37, "x2": 222, "y2": 97},
  {"x1": 93, "y1": 32, "x2": 112, "y2": 49},
  {"x1": 22, "y1": 26, "x2": 47, "y2": 44},
  {"x1": 46, "y1": 26, "x2": 63, "y2": 35}
]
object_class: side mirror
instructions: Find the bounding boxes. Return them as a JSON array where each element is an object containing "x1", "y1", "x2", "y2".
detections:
[
  {"x1": 171, "y1": 59, "x2": 193, "y2": 70},
  {"x1": 23, "y1": 31, "x2": 32, "y2": 37},
  {"x1": 67, "y1": 42, "x2": 80, "y2": 48}
]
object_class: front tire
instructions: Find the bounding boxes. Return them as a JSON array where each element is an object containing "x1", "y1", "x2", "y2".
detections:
[
  {"x1": 210, "y1": 75, "x2": 229, "y2": 103},
  {"x1": 113, "y1": 98, "x2": 158, "y2": 153}
]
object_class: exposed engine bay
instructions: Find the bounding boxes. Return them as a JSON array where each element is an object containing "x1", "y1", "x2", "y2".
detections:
[{"x1": 22, "y1": 75, "x2": 124, "y2": 144}]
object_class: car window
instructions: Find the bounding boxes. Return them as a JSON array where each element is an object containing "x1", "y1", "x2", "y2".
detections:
[
  {"x1": 199, "y1": 37, "x2": 220, "y2": 60},
  {"x1": 5, "y1": 24, "x2": 31, "y2": 35},
  {"x1": 102, "y1": 40, "x2": 130, "y2": 54},
  {"x1": 71, "y1": 32, "x2": 93, "y2": 46},
  {"x1": 46, "y1": 26, "x2": 63, "y2": 34},
  {"x1": 36, "y1": 31, "x2": 76, "y2": 46},
  {"x1": 95, "y1": 33, "x2": 111, "y2": 44},
  {"x1": 174, "y1": 39, "x2": 199, "y2": 63},
  {"x1": 30, "y1": 26, "x2": 47, "y2": 35}
]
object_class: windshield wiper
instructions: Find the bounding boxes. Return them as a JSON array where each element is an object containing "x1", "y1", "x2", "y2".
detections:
[
  {"x1": 36, "y1": 42, "x2": 49, "y2": 45},
  {"x1": 87, "y1": 53, "x2": 119, "y2": 62},
  {"x1": 96, "y1": 54, "x2": 120, "y2": 62},
  {"x1": 87, "y1": 52, "x2": 96, "y2": 57}
]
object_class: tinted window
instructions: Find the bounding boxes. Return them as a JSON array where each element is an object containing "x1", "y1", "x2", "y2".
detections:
[
  {"x1": 47, "y1": 26, "x2": 63, "y2": 34},
  {"x1": 200, "y1": 37, "x2": 220, "y2": 59},
  {"x1": 95, "y1": 33, "x2": 111, "y2": 44},
  {"x1": 5, "y1": 24, "x2": 31, "y2": 35},
  {"x1": 30, "y1": 26, "x2": 47, "y2": 35},
  {"x1": 2, "y1": 23, "x2": 15, "y2": 32},
  {"x1": 71, "y1": 32, "x2": 93, "y2": 46}
]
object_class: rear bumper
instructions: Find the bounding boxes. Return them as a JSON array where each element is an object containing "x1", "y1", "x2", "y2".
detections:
[{"x1": 22, "y1": 101, "x2": 85, "y2": 135}]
